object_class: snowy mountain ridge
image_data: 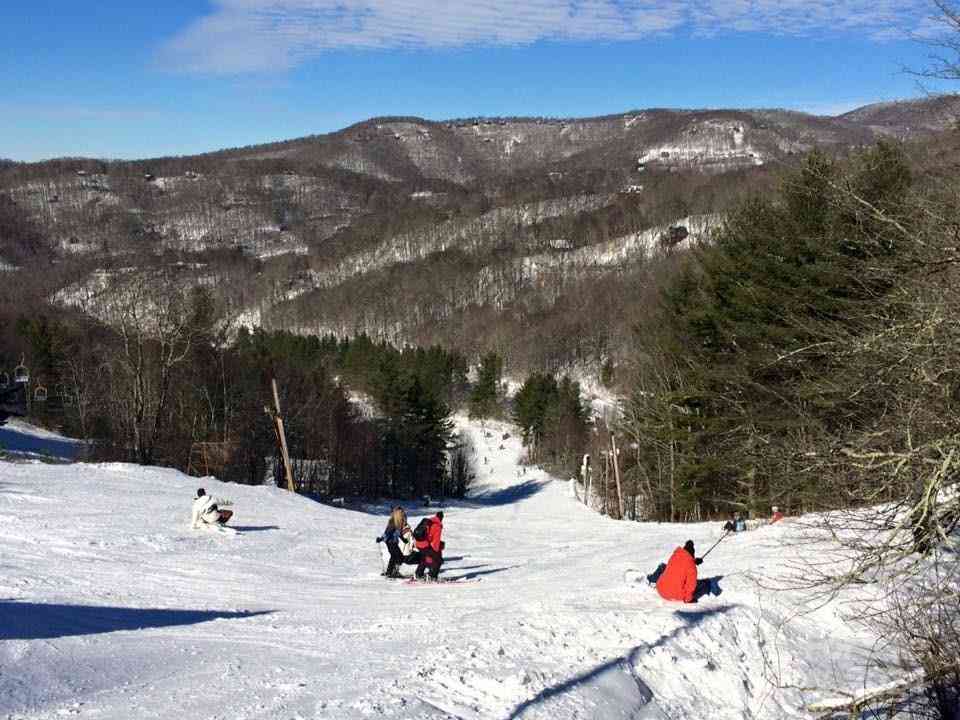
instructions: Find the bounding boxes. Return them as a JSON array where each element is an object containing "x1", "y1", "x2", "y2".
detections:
[{"x1": 5, "y1": 95, "x2": 959, "y2": 373}]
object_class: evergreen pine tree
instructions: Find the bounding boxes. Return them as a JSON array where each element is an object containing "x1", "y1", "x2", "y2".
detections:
[{"x1": 469, "y1": 351, "x2": 503, "y2": 419}]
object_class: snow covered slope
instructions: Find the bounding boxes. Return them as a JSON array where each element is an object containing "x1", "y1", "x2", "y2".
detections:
[
  {"x1": 0, "y1": 419, "x2": 86, "y2": 462},
  {"x1": 1, "y1": 417, "x2": 890, "y2": 719}
]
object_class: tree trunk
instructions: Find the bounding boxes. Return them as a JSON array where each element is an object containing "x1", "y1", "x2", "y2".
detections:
[{"x1": 611, "y1": 434, "x2": 625, "y2": 520}]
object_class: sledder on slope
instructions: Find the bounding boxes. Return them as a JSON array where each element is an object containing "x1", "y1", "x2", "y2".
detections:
[
  {"x1": 191, "y1": 488, "x2": 234, "y2": 529},
  {"x1": 647, "y1": 540, "x2": 721, "y2": 603}
]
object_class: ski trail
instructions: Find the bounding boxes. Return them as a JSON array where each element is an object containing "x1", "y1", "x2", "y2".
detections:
[{"x1": 0, "y1": 416, "x2": 892, "y2": 719}]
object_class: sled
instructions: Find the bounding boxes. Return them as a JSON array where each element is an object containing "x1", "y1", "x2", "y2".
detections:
[{"x1": 404, "y1": 576, "x2": 481, "y2": 586}]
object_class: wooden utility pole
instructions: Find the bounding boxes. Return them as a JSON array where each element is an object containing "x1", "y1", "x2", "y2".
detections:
[
  {"x1": 603, "y1": 452, "x2": 609, "y2": 515},
  {"x1": 265, "y1": 378, "x2": 295, "y2": 493},
  {"x1": 586, "y1": 459, "x2": 593, "y2": 509},
  {"x1": 611, "y1": 434, "x2": 625, "y2": 520}
]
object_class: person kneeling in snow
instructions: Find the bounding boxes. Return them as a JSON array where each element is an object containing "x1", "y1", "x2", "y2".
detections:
[
  {"x1": 414, "y1": 511, "x2": 444, "y2": 581},
  {"x1": 191, "y1": 488, "x2": 233, "y2": 528},
  {"x1": 650, "y1": 540, "x2": 706, "y2": 603},
  {"x1": 377, "y1": 506, "x2": 419, "y2": 578}
]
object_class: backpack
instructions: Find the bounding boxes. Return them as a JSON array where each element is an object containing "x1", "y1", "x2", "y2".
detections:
[{"x1": 412, "y1": 518, "x2": 431, "y2": 542}]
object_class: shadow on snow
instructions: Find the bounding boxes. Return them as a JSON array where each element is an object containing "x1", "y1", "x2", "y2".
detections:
[
  {"x1": 0, "y1": 600, "x2": 272, "y2": 641},
  {"x1": 229, "y1": 525, "x2": 280, "y2": 533},
  {"x1": 459, "y1": 480, "x2": 548, "y2": 508},
  {"x1": 442, "y1": 564, "x2": 522, "y2": 582},
  {"x1": 297, "y1": 478, "x2": 548, "y2": 519},
  {"x1": 0, "y1": 425, "x2": 85, "y2": 462},
  {"x1": 506, "y1": 605, "x2": 736, "y2": 719}
]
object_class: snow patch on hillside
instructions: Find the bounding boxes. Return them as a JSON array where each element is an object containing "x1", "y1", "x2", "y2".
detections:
[
  {"x1": 158, "y1": 210, "x2": 307, "y2": 258},
  {"x1": 639, "y1": 120, "x2": 764, "y2": 171},
  {"x1": 521, "y1": 214, "x2": 718, "y2": 283},
  {"x1": 502, "y1": 370, "x2": 621, "y2": 425},
  {"x1": 307, "y1": 194, "x2": 615, "y2": 290},
  {"x1": 52, "y1": 268, "x2": 129, "y2": 313},
  {"x1": 7, "y1": 176, "x2": 121, "y2": 220}
]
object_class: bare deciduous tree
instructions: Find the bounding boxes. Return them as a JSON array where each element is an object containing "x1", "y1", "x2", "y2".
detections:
[{"x1": 97, "y1": 271, "x2": 214, "y2": 464}]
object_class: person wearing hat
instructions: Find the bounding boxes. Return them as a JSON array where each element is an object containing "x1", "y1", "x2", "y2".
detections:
[
  {"x1": 654, "y1": 540, "x2": 703, "y2": 603},
  {"x1": 414, "y1": 511, "x2": 444, "y2": 581},
  {"x1": 191, "y1": 488, "x2": 233, "y2": 528},
  {"x1": 770, "y1": 506, "x2": 784, "y2": 524}
]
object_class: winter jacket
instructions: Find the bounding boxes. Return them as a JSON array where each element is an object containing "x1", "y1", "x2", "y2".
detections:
[
  {"x1": 415, "y1": 515, "x2": 443, "y2": 554},
  {"x1": 770, "y1": 511, "x2": 784, "y2": 524},
  {"x1": 380, "y1": 518, "x2": 400, "y2": 543},
  {"x1": 397, "y1": 526, "x2": 416, "y2": 557},
  {"x1": 381, "y1": 516, "x2": 417, "y2": 555},
  {"x1": 191, "y1": 495, "x2": 225, "y2": 528},
  {"x1": 656, "y1": 546, "x2": 698, "y2": 603}
]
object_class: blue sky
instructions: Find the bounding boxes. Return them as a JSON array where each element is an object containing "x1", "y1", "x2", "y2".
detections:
[{"x1": 1, "y1": 0, "x2": 953, "y2": 161}]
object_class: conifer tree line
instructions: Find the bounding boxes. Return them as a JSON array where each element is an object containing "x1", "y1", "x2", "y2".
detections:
[
  {"x1": 5, "y1": 308, "x2": 476, "y2": 500},
  {"x1": 614, "y1": 138, "x2": 959, "y2": 530},
  {"x1": 512, "y1": 373, "x2": 591, "y2": 474},
  {"x1": 5, "y1": 302, "x2": 596, "y2": 498},
  {"x1": 465, "y1": 352, "x2": 593, "y2": 480},
  {"x1": 604, "y1": 136, "x2": 959, "y2": 714},
  {"x1": 5, "y1": 292, "x2": 597, "y2": 498}
]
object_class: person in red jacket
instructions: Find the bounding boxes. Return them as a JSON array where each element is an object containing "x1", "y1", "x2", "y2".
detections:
[
  {"x1": 770, "y1": 506, "x2": 784, "y2": 524},
  {"x1": 655, "y1": 540, "x2": 702, "y2": 603},
  {"x1": 415, "y1": 511, "x2": 444, "y2": 581}
]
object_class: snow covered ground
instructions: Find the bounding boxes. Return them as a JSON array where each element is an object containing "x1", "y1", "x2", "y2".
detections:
[{"x1": 1, "y1": 417, "x2": 891, "y2": 719}]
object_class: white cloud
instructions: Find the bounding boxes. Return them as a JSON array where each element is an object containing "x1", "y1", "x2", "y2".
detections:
[{"x1": 158, "y1": 0, "x2": 933, "y2": 75}]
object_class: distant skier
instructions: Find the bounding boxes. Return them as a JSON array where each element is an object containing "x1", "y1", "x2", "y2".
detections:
[
  {"x1": 376, "y1": 506, "x2": 418, "y2": 578},
  {"x1": 722, "y1": 512, "x2": 738, "y2": 533},
  {"x1": 413, "y1": 511, "x2": 444, "y2": 581},
  {"x1": 191, "y1": 488, "x2": 233, "y2": 528},
  {"x1": 650, "y1": 540, "x2": 704, "y2": 603},
  {"x1": 769, "y1": 506, "x2": 784, "y2": 524}
]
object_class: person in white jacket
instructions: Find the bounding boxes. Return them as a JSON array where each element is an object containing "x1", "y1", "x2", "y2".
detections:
[{"x1": 191, "y1": 488, "x2": 233, "y2": 528}]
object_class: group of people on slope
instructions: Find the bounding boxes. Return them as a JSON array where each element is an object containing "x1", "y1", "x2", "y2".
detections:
[
  {"x1": 377, "y1": 506, "x2": 445, "y2": 581},
  {"x1": 652, "y1": 507, "x2": 787, "y2": 603},
  {"x1": 722, "y1": 506, "x2": 784, "y2": 533},
  {"x1": 189, "y1": 480, "x2": 780, "y2": 603}
]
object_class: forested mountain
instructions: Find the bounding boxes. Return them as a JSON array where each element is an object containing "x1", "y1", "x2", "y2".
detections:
[{"x1": 1, "y1": 96, "x2": 958, "y2": 380}]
